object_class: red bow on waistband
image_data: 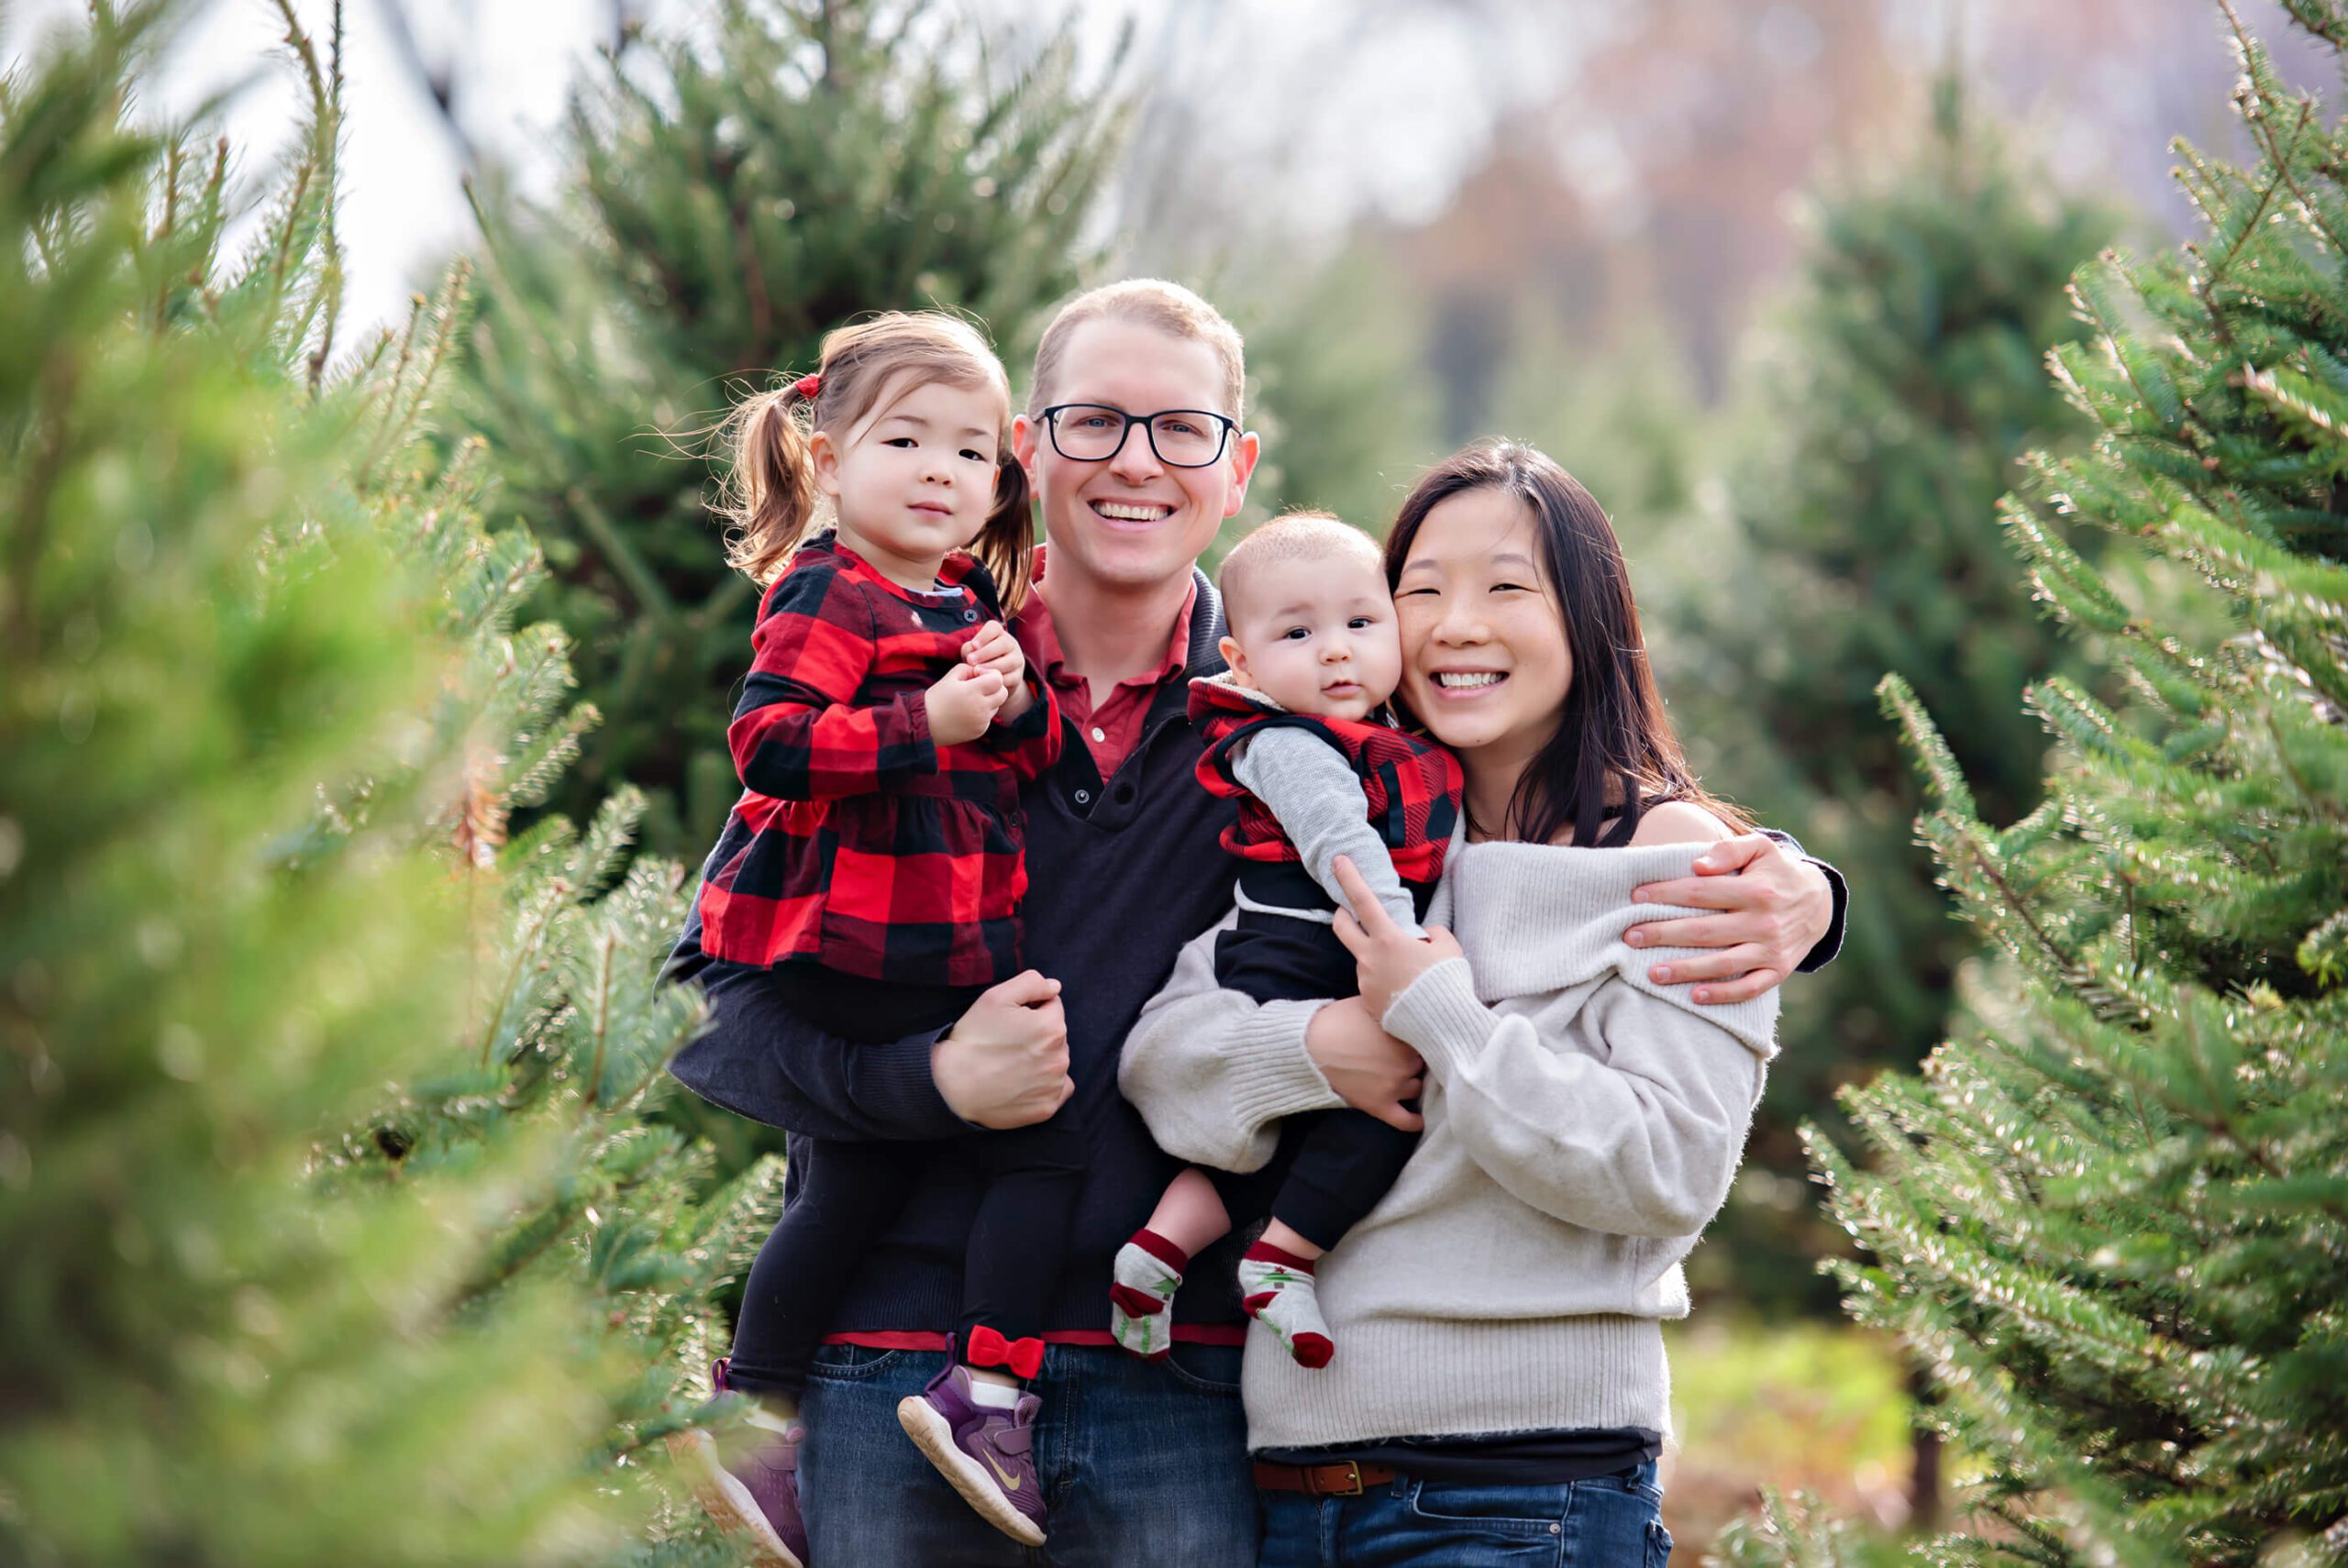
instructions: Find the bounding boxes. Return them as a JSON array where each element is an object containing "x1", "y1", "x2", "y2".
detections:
[{"x1": 964, "y1": 1324, "x2": 1045, "y2": 1379}]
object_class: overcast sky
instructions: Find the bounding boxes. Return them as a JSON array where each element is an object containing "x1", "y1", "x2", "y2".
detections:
[
  {"x1": 5, "y1": 0, "x2": 1604, "y2": 340},
  {"x1": 4, "y1": 0, "x2": 2291, "y2": 347}
]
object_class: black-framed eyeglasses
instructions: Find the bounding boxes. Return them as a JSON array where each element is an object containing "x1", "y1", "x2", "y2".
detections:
[{"x1": 1038, "y1": 403, "x2": 1237, "y2": 468}]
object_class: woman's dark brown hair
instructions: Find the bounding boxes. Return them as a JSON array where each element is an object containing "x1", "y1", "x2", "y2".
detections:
[{"x1": 1382, "y1": 439, "x2": 1750, "y2": 847}]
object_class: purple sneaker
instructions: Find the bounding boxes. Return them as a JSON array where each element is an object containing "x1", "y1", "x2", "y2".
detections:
[
  {"x1": 667, "y1": 1359, "x2": 810, "y2": 1568},
  {"x1": 895, "y1": 1359, "x2": 1047, "y2": 1546}
]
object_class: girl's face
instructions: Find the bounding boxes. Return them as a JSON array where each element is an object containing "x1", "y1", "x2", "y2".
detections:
[
  {"x1": 1393, "y1": 487, "x2": 1573, "y2": 779},
  {"x1": 813, "y1": 375, "x2": 1003, "y2": 590}
]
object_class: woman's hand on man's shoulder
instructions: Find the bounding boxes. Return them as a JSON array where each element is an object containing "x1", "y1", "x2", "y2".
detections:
[{"x1": 1626, "y1": 800, "x2": 1734, "y2": 848}]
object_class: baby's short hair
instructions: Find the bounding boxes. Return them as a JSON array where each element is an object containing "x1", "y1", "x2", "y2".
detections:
[{"x1": 1218, "y1": 511, "x2": 1386, "y2": 628}]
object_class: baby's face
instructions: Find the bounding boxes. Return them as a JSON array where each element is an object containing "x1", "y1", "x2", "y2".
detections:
[{"x1": 1224, "y1": 554, "x2": 1402, "y2": 722}]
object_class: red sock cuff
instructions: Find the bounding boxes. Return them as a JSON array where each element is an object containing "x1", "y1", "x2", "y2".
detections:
[
  {"x1": 1243, "y1": 1240, "x2": 1317, "y2": 1275},
  {"x1": 1130, "y1": 1227, "x2": 1192, "y2": 1272}
]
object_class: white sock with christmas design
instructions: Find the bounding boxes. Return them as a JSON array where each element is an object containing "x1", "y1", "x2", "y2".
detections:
[
  {"x1": 1108, "y1": 1228, "x2": 1189, "y2": 1360},
  {"x1": 1238, "y1": 1240, "x2": 1334, "y2": 1369}
]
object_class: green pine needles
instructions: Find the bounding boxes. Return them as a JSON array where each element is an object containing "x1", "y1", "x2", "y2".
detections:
[
  {"x1": 1652, "y1": 74, "x2": 2113, "y2": 1328},
  {"x1": 1, "y1": 6, "x2": 773, "y2": 1562},
  {"x1": 1799, "y1": 6, "x2": 2348, "y2": 1563},
  {"x1": 455, "y1": 0, "x2": 1131, "y2": 850}
]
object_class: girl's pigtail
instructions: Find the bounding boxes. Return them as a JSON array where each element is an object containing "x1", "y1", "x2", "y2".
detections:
[
  {"x1": 720, "y1": 380, "x2": 823, "y2": 585},
  {"x1": 972, "y1": 448, "x2": 1036, "y2": 619}
]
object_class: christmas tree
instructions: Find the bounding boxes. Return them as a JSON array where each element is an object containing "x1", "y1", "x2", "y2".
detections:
[
  {"x1": 455, "y1": 0, "x2": 1128, "y2": 850},
  {"x1": 1789, "y1": 5, "x2": 2348, "y2": 1562},
  {"x1": 0, "y1": 6, "x2": 615, "y2": 1559},
  {"x1": 1656, "y1": 79, "x2": 2114, "y2": 1320},
  {"x1": 0, "y1": 8, "x2": 765, "y2": 1560}
]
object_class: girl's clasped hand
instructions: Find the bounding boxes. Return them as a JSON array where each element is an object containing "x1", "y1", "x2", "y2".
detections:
[{"x1": 925, "y1": 620, "x2": 1032, "y2": 744}]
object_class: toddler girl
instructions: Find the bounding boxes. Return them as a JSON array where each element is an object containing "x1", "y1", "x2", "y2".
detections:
[{"x1": 674, "y1": 313, "x2": 1071, "y2": 1561}]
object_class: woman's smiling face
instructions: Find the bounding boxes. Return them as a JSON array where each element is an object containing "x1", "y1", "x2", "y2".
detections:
[{"x1": 1393, "y1": 486, "x2": 1573, "y2": 774}]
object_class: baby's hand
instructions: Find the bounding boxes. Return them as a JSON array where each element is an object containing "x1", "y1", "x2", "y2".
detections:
[
  {"x1": 925, "y1": 664, "x2": 1009, "y2": 745},
  {"x1": 964, "y1": 622, "x2": 1035, "y2": 723}
]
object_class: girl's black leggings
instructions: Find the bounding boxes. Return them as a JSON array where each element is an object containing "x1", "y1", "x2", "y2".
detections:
[{"x1": 711, "y1": 964, "x2": 1083, "y2": 1402}]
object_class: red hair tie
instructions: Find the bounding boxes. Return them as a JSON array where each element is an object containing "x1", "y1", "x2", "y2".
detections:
[{"x1": 793, "y1": 373, "x2": 822, "y2": 399}]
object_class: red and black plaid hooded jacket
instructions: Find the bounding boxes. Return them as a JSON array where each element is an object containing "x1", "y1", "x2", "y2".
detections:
[
  {"x1": 696, "y1": 532, "x2": 1061, "y2": 986},
  {"x1": 1188, "y1": 677, "x2": 1464, "y2": 889}
]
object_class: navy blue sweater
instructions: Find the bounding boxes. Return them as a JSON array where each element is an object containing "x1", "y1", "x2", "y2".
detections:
[{"x1": 664, "y1": 565, "x2": 1849, "y2": 1335}]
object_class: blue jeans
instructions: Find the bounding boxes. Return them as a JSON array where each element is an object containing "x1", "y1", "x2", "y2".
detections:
[
  {"x1": 1257, "y1": 1462, "x2": 1672, "y2": 1567},
  {"x1": 799, "y1": 1339, "x2": 1259, "y2": 1564}
]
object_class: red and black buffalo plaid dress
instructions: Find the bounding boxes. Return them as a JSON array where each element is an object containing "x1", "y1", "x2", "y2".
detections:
[
  {"x1": 1189, "y1": 678, "x2": 1464, "y2": 890},
  {"x1": 696, "y1": 532, "x2": 1061, "y2": 988}
]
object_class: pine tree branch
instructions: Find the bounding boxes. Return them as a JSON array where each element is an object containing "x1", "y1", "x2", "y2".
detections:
[
  {"x1": 360, "y1": 292, "x2": 426, "y2": 485},
  {"x1": 477, "y1": 887, "x2": 564, "y2": 1066},
  {"x1": 730, "y1": 197, "x2": 772, "y2": 346},
  {"x1": 2075, "y1": 262, "x2": 2211, "y2": 447},
  {"x1": 581, "y1": 929, "x2": 618, "y2": 1110},
  {"x1": 3, "y1": 353, "x2": 78, "y2": 667},
  {"x1": 2263, "y1": 705, "x2": 2348, "y2": 825},
  {"x1": 1947, "y1": 826, "x2": 2083, "y2": 994},
  {"x1": 2242, "y1": 96, "x2": 2343, "y2": 259},
  {"x1": 566, "y1": 484, "x2": 678, "y2": 624},
  {"x1": 152, "y1": 141, "x2": 184, "y2": 333},
  {"x1": 305, "y1": 0, "x2": 348, "y2": 395},
  {"x1": 2276, "y1": 0, "x2": 2348, "y2": 50}
]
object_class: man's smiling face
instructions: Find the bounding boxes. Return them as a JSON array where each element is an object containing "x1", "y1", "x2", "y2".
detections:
[{"x1": 1013, "y1": 316, "x2": 1258, "y2": 598}]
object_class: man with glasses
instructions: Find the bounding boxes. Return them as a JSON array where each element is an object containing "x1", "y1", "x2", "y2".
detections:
[{"x1": 664, "y1": 279, "x2": 1844, "y2": 1564}]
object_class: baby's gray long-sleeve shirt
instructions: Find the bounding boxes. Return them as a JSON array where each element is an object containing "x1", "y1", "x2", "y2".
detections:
[{"x1": 1228, "y1": 725, "x2": 1426, "y2": 937}]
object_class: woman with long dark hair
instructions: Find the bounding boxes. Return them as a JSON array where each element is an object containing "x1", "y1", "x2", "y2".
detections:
[{"x1": 1124, "y1": 440, "x2": 1822, "y2": 1565}]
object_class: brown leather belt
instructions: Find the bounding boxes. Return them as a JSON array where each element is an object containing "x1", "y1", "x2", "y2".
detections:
[{"x1": 1251, "y1": 1459, "x2": 1398, "y2": 1496}]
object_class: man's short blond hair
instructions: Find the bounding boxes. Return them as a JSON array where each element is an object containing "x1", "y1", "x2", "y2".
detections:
[
  {"x1": 1217, "y1": 511, "x2": 1385, "y2": 628},
  {"x1": 1027, "y1": 278, "x2": 1246, "y2": 424}
]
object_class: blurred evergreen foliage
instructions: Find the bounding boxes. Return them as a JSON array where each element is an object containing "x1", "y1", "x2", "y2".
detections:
[
  {"x1": 1745, "y1": 6, "x2": 2348, "y2": 1562},
  {"x1": 1224, "y1": 242, "x2": 1445, "y2": 549},
  {"x1": 0, "y1": 7, "x2": 768, "y2": 1561},
  {"x1": 453, "y1": 0, "x2": 1129, "y2": 853},
  {"x1": 1652, "y1": 81, "x2": 2116, "y2": 1318}
]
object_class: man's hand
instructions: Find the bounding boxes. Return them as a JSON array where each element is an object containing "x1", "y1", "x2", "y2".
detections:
[
  {"x1": 932, "y1": 970, "x2": 1071, "y2": 1128},
  {"x1": 1304, "y1": 995, "x2": 1424, "y2": 1132},
  {"x1": 1626, "y1": 833, "x2": 1833, "y2": 1005}
]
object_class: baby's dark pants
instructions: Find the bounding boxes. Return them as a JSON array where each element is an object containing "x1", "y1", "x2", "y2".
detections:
[{"x1": 1207, "y1": 862, "x2": 1430, "y2": 1252}]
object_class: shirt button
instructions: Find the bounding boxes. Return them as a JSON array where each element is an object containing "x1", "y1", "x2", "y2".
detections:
[
  {"x1": 1090, "y1": 726, "x2": 1106, "y2": 743},
  {"x1": 1074, "y1": 789, "x2": 1091, "y2": 806},
  {"x1": 962, "y1": 608, "x2": 979, "y2": 623}
]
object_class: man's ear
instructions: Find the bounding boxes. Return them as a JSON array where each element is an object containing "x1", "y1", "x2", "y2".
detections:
[
  {"x1": 1011, "y1": 413, "x2": 1043, "y2": 489},
  {"x1": 809, "y1": 429, "x2": 845, "y2": 499},
  {"x1": 1218, "y1": 634, "x2": 1251, "y2": 684},
  {"x1": 1221, "y1": 429, "x2": 1263, "y2": 519}
]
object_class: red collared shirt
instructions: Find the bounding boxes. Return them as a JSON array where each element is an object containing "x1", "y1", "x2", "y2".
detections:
[{"x1": 1018, "y1": 546, "x2": 1197, "y2": 779}]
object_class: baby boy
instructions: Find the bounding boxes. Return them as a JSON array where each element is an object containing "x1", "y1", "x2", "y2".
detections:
[{"x1": 1107, "y1": 512, "x2": 1465, "y2": 1368}]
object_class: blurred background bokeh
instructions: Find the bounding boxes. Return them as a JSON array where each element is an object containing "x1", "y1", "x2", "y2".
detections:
[{"x1": 3, "y1": 0, "x2": 2322, "y2": 1558}]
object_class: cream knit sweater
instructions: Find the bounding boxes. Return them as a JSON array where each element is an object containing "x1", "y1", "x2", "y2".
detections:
[{"x1": 1119, "y1": 837, "x2": 1780, "y2": 1449}]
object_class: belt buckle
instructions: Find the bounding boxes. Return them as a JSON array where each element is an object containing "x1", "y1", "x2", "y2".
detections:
[{"x1": 1327, "y1": 1461, "x2": 1364, "y2": 1497}]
